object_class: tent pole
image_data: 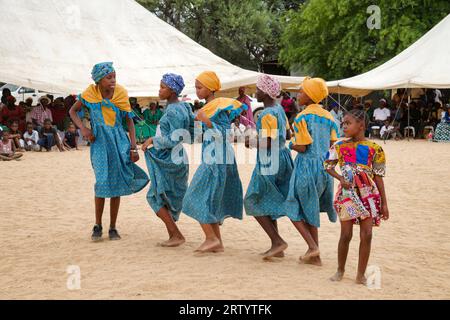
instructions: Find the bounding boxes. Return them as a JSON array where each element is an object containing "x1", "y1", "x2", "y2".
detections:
[{"x1": 407, "y1": 90, "x2": 411, "y2": 141}]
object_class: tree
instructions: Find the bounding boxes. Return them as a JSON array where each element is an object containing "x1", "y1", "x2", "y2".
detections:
[
  {"x1": 137, "y1": 0, "x2": 286, "y2": 70},
  {"x1": 280, "y1": 0, "x2": 450, "y2": 80}
]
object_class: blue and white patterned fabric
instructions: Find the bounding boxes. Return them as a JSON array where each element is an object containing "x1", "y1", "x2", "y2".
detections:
[
  {"x1": 244, "y1": 104, "x2": 293, "y2": 220},
  {"x1": 182, "y1": 109, "x2": 243, "y2": 224},
  {"x1": 79, "y1": 95, "x2": 149, "y2": 198},
  {"x1": 162, "y1": 73, "x2": 185, "y2": 96},
  {"x1": 144, "y1": 102, "x2": 194, "y2": 221},
  {"x1": 285, "y1": 105, "x2": 338, "y2": 227},
  {"x1": 91, "y1": 62, "x2": 115, "y2": 83}
]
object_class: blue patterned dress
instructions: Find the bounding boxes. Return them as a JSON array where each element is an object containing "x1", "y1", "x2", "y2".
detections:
[
  {"x1": 244, "y1": 104, "x2": 293, "y2": 220},
  {"x1": 182, "y1": 108, "x2": 244, "y2": 224},
  {"x1": 79, "y1": 90, "x2": 149, "y2": 198},
  {"x1": 285, "y1": 104, "x2": 338, "y2": 227},
  {"x1": 144, "y1": 102, "x2": 194, "y2": 221}
]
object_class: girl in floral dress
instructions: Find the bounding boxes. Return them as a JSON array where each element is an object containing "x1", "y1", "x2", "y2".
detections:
[{"x1": 324, "y1": 109, "x2": 389, "y2": 285}]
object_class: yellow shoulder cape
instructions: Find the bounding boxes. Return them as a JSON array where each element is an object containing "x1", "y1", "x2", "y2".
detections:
[
  {"x1": 80, "y1": 84, "x2": 131, "y2": 112},
  {"x1": 201, "y1": 97, "x2": 246, "y2": 119}
]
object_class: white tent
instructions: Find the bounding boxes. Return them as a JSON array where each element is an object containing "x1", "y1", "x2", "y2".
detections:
[
  {"x1": 327, "y1": 14, "x2": 450, "y2": 97},
  {"x1": 0, "y1": 0, "x2": 304, "y2": 99}
]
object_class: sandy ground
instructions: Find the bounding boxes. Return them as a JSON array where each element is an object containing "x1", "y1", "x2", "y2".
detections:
[{"x1": 1, "y1": 140, "x2": 449, "y2": 300}]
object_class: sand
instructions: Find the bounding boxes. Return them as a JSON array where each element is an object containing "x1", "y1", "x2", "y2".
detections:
[{"x1": 1, "y1": 140, "x2": 449, "y2": 299}]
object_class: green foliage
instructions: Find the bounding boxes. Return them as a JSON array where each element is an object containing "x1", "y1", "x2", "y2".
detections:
[
  {"x1": 280, "y1": 0, "x2": 450, "y2": 80},
  {"x1": 136, "y1": 0, "x2": 305, "y2": 70}
]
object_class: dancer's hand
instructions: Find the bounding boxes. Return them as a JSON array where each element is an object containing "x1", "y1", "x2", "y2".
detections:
[
  {"x1": 141, "y1": 138, "x2": 153, "y2": 151},
  {"x1": 339, "y1": 176, "x2": 353, "y2": 189},
  {"x1": 130, "y1": 148, "x2": 139, "y2": 163},
  {"x1": 380, "y1": 204, "x2": 389, "y2": 221},
  {"x1": 81, "y1": 127, "x2": 95, "y2": 142}
]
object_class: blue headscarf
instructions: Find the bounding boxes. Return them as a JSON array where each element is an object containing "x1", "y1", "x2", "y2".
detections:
[
  {"x1": 162, "y1": 73, "x2": 185, "y2": 96},
  {"x1": 91, "y1": 62, "x2": 115, "y2": 83}
]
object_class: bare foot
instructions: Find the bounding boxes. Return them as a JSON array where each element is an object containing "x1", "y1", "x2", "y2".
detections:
[
  {"x1": 260, "y1": 250, "x2": 285, "y2": 258},
  {"x1": 330, "y1": 270, "x2": 345, "y2": 281},
  {"x1": 356, "y1": 274, "x2": 367, "y2": 285},
  {"x1": 194, "y1": 238, "x2": 223, "y2": 253},
  {"x1": 300, "y1": 255, "x2": 322, "y2": 266},
  {"x1": 263, "y1": 242, "x2": 288, "y2": 260},
  {"x1": 300, "y1": 247, "x2": 320, "y2": 261},
  {"x1": 158, "y1": 235, "x2": 185, "y2": 247}
]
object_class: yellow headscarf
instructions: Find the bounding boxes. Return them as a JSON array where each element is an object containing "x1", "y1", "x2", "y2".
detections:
[
  {"x1": 301, "y1": 77, "x2": 329, "y2": 104},
  {"x1": 80, "y1": 84, "x2": 131, "y2": 112},
  {"x1": 196, "y1": 71, "x2": 221, "y2": 92}
]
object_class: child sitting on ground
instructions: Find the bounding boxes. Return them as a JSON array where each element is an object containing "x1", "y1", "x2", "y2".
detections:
[
  {"x1": 23, "y1": 122, "x2": 40, "y2": 151},
  {"x1": 8, "y1": 120, "x2": 25, "y2": 150},
  {"x1": 380, "y1": 120, "x2": 402, "y2": 140},
  {"x1": 0, "y1": 130, "x2": 23, "y2": 161},
  {"x1": 63, "y1": 122, "x2": 79, "y2": 150},
  {"x1": 38, "y1": 118, "x2": 65, "y2": 152}
]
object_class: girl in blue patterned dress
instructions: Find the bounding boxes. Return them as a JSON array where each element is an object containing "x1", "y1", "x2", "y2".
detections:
[
  {"x1": 244, "y1": 74, "x2": 293, "y2": 260},
  {"x1": 141, "y1": 73, "x2": 194, "y2": 247},
  {"x1": 69, "y1": 62, "x2": 149, "y2": 242},
  {"x1": 285, "y1": 77, "x2": 338, "y2": 266},
  {"x1": 182, "y1": 71, "x2": 245, "y2": 253}
]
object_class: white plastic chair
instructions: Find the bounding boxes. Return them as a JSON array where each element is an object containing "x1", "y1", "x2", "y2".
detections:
[{"x1": 404, "y1": 126, "x2": 416, "y2": 138}]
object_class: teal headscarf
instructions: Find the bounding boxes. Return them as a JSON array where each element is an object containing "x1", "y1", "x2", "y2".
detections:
[{"x1": 91, "y1": 62, "x2": 115, "y2": 83}]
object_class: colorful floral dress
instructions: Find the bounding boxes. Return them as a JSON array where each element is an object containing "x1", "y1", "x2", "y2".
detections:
[
  {"x1": 285, "y1": 104, "x2": 338, "y2": 227},
  {"x1": 324, "y1": 139, "x2": 386, "y2": 226},
  {"x1": 244, "y1": 104, "x2": 293, "y2": 220}
]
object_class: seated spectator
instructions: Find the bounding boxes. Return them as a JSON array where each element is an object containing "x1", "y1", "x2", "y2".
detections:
[
  {"x1": 381, "y1": 120, "x2": 402, "y2": 140},
  {"x1": 1, "y1": 88, "x2": 12, "y2": 112},
  {"x1": 409, "y1": 101, "x2": 422, "y2": 138},
  {"x1": 373, "y1": 99, "x2": 391, "y2": 126},
  {"x1": 31, "y1": 96, "x2": 53, "y2": 130},
  {"x1": 1, "y1": 96, "x2": 26, "y2": 132},
  {"x1": 51, "y1": 97, "x2": 69, "y2": 132},
  {"x1": 63, "y1": 123, "x2": 79, "y2": 150},
  {"x1": 24, "y1": 98, "x2": 34, "y2": 124},
  {"x1": 23, "y1": 122, "x2": 40, "y2": 151},
  {"x1": 8, "y1": 120, "x2": 25, "y2": 150},
  {"x1": 0, "y1": 130, "x2": 23, "y2": 161},
  {"x1": 433, "y1": 104, "x2": 450, "y2": 142},
  {"x1": 38, "y1": 119, "x2": 65, "y2": 152}
]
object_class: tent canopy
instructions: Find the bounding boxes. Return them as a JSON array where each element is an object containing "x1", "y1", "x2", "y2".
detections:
[
  {"x1": 0, "y1": 0, "x2": 304, "y2": 99},
  {"x1": 327, "y1": 14, "x2": 450, "y2": 97}
]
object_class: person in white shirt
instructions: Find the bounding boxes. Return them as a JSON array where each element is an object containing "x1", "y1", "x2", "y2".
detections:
[
  {"x1": 230, "y1": 116, "x2": 247, "y2": 143},
  {"x1": 373, "y1": 99, "x2": 391, "y2": 125},
  {"x1": 23, "y1": 122, "x2": 40, "y2": 151}
]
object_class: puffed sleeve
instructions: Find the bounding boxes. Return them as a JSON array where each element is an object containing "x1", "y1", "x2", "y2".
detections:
[
  {"x1": 323, "y1": 142, "x2": 339, "y2": 170},
  {"x1": 372, "y1": 145, "x2": 386, "y2": 177},
  {"x1": 291, "y1": 118, "x2": 313, "y2": 146},
  {"x1": 260, "y1": 113, "x2": 278, "y2": 140}
]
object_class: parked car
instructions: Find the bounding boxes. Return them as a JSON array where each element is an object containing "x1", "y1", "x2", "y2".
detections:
[{"x1": 0, "y1": 83, "x2": 63, "y2": 105}]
